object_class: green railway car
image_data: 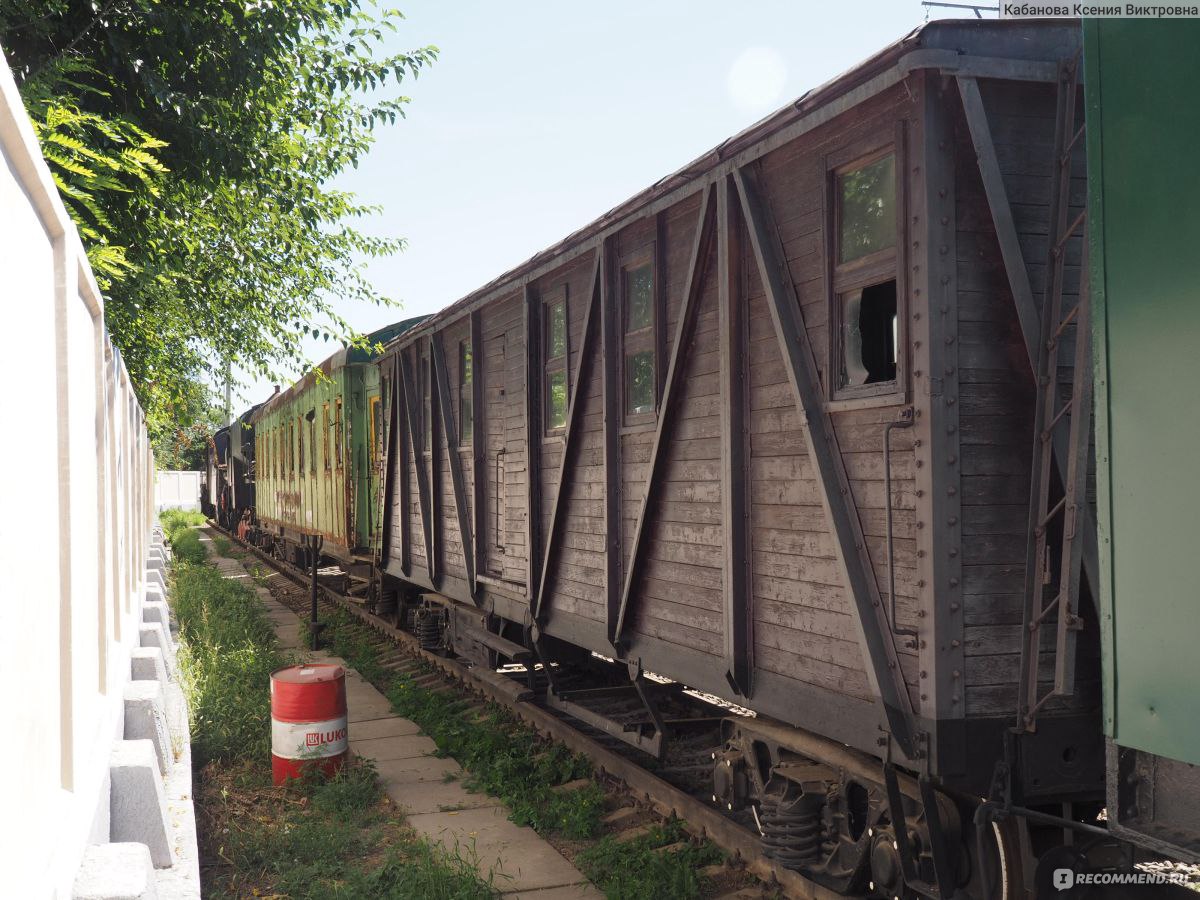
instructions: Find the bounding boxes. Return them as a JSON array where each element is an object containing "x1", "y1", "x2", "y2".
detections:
[
  {"x1": 1085, "y1": 19, "x2": 1200, "y2": 865},
  {"x1": 251, "y1": 317, "x2": 425, "y2": 567}
]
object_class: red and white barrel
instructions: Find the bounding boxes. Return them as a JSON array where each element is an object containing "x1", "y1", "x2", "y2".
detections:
[{"x1": 270, "y1": 663, "x2": 348, "y2": 785}]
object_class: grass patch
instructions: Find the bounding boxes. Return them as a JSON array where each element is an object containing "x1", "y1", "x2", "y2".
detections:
[
  {"x1": 174, "y1": 554, "x2": 497, "y2": 898},
  {"x1": 172, "y1": 561, "x2": 283, "y2": 766},
  {"x1": 161, "y1": 508, "x2": 207, "y2": 563},
  {"x1": 576, "y1": 819, "x2": 724, "y2": 900},
  {"x1": 211, "y1": 534, "x2": 231, "y2": 557},
  {"x1": 311, "y1": 606, "x2": 607, "y2": 840},
  {"x1": 200, "y1": 758, "x2": 495, "y2": 899}
]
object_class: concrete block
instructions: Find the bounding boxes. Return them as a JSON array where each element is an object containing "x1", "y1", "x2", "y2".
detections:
[
  {"x1": 147, "y1": 556, "x2": 165, "y2": 573},
  {"x1": 140, "y1": 623, "x2": 173, "y2": 660},
  {"x1": 146, "y1": 569, "x2": 166, "y2": 593},
  {"x1": 110, "y1": 741, "x2": 171, "y2": 868},
  {"x1": 73, "y1": 843, "x2": 159, "y2": 900},
  {"x1": 130, "y1": 647, "x2": 168, "y2": 685},
  {"x1": 142, "y1": 600, "x2": 169, "y2": 628},
  {"x1": 124, "y1": 681, "x2": 172, "y2": 775}
]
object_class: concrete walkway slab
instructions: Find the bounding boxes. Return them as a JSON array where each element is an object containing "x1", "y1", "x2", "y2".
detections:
[
  {"x1": 406, "y1": 806, "x2": 595, "y2": 894},
  {"x1": 205, "y1": 532, "x2": 597, "y2": 898},
  {"x1": 384, "y1": 775, "x2": 501, "y2": 816},
  {"x1": 352, "y1": 733, "x2": 438, "y2": 761}
]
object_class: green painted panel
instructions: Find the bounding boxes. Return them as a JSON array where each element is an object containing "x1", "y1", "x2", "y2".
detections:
[{"x1": 1085, "y1": 19, "x2": 1200, "y2": 765}]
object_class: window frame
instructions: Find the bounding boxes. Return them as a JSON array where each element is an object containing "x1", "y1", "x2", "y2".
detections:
[
  {"x1": 297, "y1": 415, "x2": 306, "y2": 475},
  {"x1": 322, "y1": 403, "x2": 331, "y2": 471},
  {"x1": 543, "y1": 287, "x2": 569, "y2": 434},
  {"x1": 334, "y1": 399, "x2": 344, "y2": 470},
  {"x1": 825, "y1": 126, "x2": 908, "y2": 408},
  {"x1": 619, "y1": 246, "x2": 660, "y2": 426},
  {"x1": 369, "y1": 394, "x2": 383, "y2": 471}
]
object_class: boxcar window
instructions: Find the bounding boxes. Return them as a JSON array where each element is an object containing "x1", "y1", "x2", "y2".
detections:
[
  {"x1": 459, "y1": 341, "x2": 473, "y2": 445},
  {"x1": 838, "y1": 153, "x2": 896, "y2": 263},
  {"x1": 288, "y1": 421, "x2": 295, "y2": 476},
  {"x1": 297, "y1": 415, "x2": 305, "y2": 474},
  {"x1": 622, "y1": 259, "x2": 656, "y2": 418},
  {"x1": 831, "y1": 147, "x2": 901, "y2": 399},
  {"x1": 544, "y1": 293, "x2": 568, "y2": 431},
  {"x1": 322, "y1": 404, "x2": 331, "y2": 470}
]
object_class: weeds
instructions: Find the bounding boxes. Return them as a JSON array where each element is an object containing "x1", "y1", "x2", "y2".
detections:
[
  {"x1": 212, "y1": 535, "x2": 231, "y2": 557},
  {"x1": 160, "y1": 507, "x2": 207, "y2": 563},
  {"x1": 174, "y1": 551, "x2": 497, "y2": 898},
  {"x1": 172, "y1": 561, "x2": 283, "y2": 766},
  {"x1": 576, "y1": 819, "x2": 724, "y2": 900},
  {"x1": 201, "y1": 757, "x2": 494, "y2": 899}
]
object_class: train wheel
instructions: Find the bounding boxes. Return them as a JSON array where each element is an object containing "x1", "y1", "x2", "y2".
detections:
[{"x1": 960, "y1": 807, "x2": 1026, "y2": 900}]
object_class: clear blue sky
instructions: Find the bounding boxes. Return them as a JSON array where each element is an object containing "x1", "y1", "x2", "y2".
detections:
[{"x1": 241, "y1": 0, "x2": 973, "y2": 402}]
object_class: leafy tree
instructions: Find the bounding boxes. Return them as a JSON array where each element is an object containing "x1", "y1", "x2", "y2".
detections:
[{"x1": 0, "y1": 1, "x2": 435, "y2": 437}]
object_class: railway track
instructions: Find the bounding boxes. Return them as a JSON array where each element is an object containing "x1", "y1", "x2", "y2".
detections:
[{"x1": 211, "y1": 523, "x2": 846, "y2": 900}]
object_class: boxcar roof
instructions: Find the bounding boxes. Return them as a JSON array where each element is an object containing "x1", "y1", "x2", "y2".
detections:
[
  {"x1": 383, "y1": 18, "x2": 1079, "y2": 349},
  {"x1": 251, "y1": 314, "x2": 428, "y2": 422}
]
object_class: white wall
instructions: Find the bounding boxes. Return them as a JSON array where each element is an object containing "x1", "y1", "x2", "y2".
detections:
[
  {"x1": 156, "y1": 471, "x2": 202, "y2": 512},
  {"x1": 0, "y1": 47, "x2": 155, "y2": 898}
]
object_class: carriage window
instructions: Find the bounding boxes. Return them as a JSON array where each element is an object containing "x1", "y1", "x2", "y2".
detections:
[
  {"x1": 459, "y1": 341, "x2": 473, "y2": 445},
  {"x1": 838, "y1": 154, "x2": 896, "y2": 263},
  {"x1": 322, "y1": 404, "x2": 331, "y2": 470},
  {"x1": 297, "y1": 416, "x2": 305, "y2": 474},
  {"x1": 832, "y1": 148, "x2": 901, "y2": 399},
  {"x1": 308, "y1": 411, "x2": 316, "y2": 475},
  {"x1": 289, "y1": 421, "x2": 295, "y2": 476},
  {"x1": 623, "y1": 260, "x2": 655, "y2": 418},
  {"x1": 370, "y1": 395, "x2": 383, "y2": 468},
  {"x1": 544, "y1": 294, "x2": 568, "y2": 431},
  {"x1": 334, "y1": 399, "x2": 344, "y2": 468}
]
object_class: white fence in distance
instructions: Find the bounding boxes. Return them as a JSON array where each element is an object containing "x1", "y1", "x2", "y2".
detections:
[
  {"x1": 155, "y1": 470, "x2": 202, "y2": 512},
  {"x1": 0, "y1": 48, "x2": 157, "y2": 897}
]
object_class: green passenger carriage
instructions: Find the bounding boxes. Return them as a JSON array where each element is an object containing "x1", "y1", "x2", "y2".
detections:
[{"x1": 250, "y1": 317, "x2": 425, "y2": 566}]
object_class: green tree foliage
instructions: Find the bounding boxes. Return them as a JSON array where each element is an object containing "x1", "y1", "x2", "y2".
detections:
[{"x1": 0, "y1": 1, "x2": 435, "y2": 435}]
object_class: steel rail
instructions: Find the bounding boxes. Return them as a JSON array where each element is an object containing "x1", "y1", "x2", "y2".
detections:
[{"x1": 211, "y1": 521, "x2": 846, "y2": 900}]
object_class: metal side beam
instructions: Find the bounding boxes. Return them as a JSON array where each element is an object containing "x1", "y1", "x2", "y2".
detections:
[
  {"x1": 718, "y1": 175, "x2": 753, "y2": 697},
  {"x1": 613, "y1": 184, "x2": 717, "y2": 647},
  {"x1": 432, "y1": 332, "x2": 478, "y2": 600},
  {"x1": 400, "y1": 350, "x2": 434, "y2": 580},
  {"x1": 380, "y1": 353, "x2": 401, "y2": 569},
  {"x1": 734, "y1": 163, "x2": 919, "y2": 760},
  {"x1": 601, "y1": 235, "x2": 622, "y2": 646},
  {"x1": 534, "y1": 251, "x2": 603, "y2": 624},
  {"x1": 956, "y1": 74, "x2": 1100, "y2": 600},
  {"x1": 523, "y1": 290, "x2": 543, "y2": 613}
]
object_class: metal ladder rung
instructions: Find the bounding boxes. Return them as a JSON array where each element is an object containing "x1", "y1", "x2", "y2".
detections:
[
  {"x1": 1043, "y1": 398, "x2": 1073, "y2": 436},
  {"x1": 1063, "y1": 123, "x2": 1087, "y2": 159},
  {"x1": 1029, "y1": 592, "x2": 1062, "y2": 629},
  {"x1": 1052, "y1": 304, "x2": 1080, "y2": 341},
  {"x1": 1038, "y1": 495, "x2": 1067, "y2": 533},
  {"x1": 1053, "y1": 209, "x2": 1088, "y2": 257}
]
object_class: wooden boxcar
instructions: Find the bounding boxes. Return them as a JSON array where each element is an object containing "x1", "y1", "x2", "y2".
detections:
[
  {"x1": 252, "y1": 317, "x2": 424, "y2": 567},
  {"x1": 375, "y1": 21, "x2": 1109, "y2": 895}
]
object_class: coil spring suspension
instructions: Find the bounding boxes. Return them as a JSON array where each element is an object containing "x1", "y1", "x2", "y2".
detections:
[
  {"x1": 760, "y1": 785, "x2": 825, "y2": 870},
  {"x1": 413, "y1": 606, "x2": 446, "y2": 650}
]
